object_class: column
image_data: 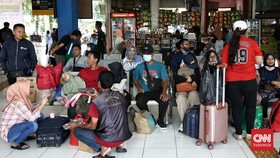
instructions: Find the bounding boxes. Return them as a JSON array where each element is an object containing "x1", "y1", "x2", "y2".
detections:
[
  {"x1": 150, "y1": 0, "x2": 160, "y2": 31},
  {"x1": 56, "y1": 0, "x2": 78, "y2": 40}
]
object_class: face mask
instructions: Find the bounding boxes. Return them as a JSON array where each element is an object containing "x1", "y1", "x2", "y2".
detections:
[
  {"x1": 87, "y1": 47, "x2": 91, "y2": 51},
  {"x1": 143, "y1": 55, "x2": 152, "y2": 62},
  {"x1": 184, "y1": 47, "x2": 190, "y2": 52}
]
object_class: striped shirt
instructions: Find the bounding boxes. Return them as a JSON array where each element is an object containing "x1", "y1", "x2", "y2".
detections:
[{"x1": 0, "y1": 100, "x2": 40, "y2": 141}]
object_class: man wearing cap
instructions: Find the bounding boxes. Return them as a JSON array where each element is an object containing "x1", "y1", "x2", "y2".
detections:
[
  {"x1": 175, "y1": 53, "x2": 200, "y2": 132},
  {"x1": 222, "y1": 20, "x2": 263, "y2": 141},
  {"x1": 133, "y1": 44, "x2": 169, "y2": 129}
]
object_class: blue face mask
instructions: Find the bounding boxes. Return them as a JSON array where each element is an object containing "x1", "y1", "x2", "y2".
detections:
[
  {"x1": 184, "y1": 47, "x2": 190, "y2": 52},
  {"x1": 143, "y1": 55, "x2": 152, "y2": 62}
]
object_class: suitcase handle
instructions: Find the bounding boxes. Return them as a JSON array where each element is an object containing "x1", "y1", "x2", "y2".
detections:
[{"x1": 216, "y1": 66, "x2": 226, "y2": 108}]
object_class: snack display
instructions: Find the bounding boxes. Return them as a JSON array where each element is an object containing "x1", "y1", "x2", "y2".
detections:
[{"x1": 208, "y1": 10, "x2": 241, "y2": 28}]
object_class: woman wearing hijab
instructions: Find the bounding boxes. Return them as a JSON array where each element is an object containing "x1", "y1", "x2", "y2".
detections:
[
  {"x1": 0, "y1": 80, "x2": 49, "y2": 150},
  {"x1": 258, "y1": 53, "x2": 280, "y2": 126}
]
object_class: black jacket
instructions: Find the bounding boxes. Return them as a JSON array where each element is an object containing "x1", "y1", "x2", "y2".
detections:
[
  {"x1": 93, "y1": 90, "x2": 132, "y2": 142},
  {"x1": 0, "y1": 37, "x2": 37, "y2": 74}
]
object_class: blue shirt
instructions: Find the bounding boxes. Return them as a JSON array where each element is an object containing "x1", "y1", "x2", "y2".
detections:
[{"x1": 133, "y1": 60, "x2": 168, "y2": 92}]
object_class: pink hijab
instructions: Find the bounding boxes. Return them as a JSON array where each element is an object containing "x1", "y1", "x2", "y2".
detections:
[{"x1": 3, "y1": 80, "x2": 33, "y2": 111}]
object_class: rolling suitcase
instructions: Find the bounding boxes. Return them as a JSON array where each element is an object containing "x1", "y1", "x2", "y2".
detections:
[
  {"x1": 36, "y1": 116, "x2": 70, "y2": 147},
  {"x1": 196, "y1": 67, "x2": 228, "y2": 150},
  {"x1": 182, "y1": 105, "x2": 199, "y2": 138}
]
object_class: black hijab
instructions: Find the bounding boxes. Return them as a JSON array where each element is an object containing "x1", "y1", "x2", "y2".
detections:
[{"x1": 108, "y1": 62, "x2": 127, "y2": 83}]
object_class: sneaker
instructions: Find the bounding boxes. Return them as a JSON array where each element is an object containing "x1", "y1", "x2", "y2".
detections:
[
  {"x1": 157, "y1": 120, "x2": 167, "y2": 130},
  {"x1": 178, "y1": 123, "x2": 183, "y2": 132},
  {"x1": 246, "y1": 134, "x2": 251, "y2": 140},
  {"x1": 232, "y1": 132, "x2": 243, "y2": 141}
]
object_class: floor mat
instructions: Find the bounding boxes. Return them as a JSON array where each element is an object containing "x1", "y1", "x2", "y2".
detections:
[{"x1": 243, "y1": 138, "x2": 279, "y2": 158}]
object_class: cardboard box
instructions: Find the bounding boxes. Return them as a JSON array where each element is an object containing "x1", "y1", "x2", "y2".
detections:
[
  {"x1": 17, "y1": 76, "x2": 37, "y2": 84},
  {"x1": 78, "y1": 141, "x2": 96, "y2": 154}
]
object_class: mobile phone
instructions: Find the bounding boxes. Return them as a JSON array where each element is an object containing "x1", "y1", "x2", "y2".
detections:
[{"x1": 63, "y1": 124, "x2": 70, "y2": 130}]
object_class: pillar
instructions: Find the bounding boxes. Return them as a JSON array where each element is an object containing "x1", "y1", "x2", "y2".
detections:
[
  {"x1": 150, "y1": 0, "x2": 159, "y2": 31},
  {"x1": 56, "y1": 0, "x2": 78, "y2": 40}
]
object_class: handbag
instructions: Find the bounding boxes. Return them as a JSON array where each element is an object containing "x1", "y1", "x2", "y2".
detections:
[
  {"x1": 144, "y1": 62, "x2": 162, "y2": 92},
  {"x1": 134, "y1": 110, "x2": 156, "y2": 134},
  {"x1": 176, "y1": 82, "x2": 197, "y2": 92},
  {"x1": 116, "y1": 41, "x2": 126, "y2": 54}
]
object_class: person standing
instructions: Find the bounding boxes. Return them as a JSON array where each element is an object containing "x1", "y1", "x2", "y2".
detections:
[
  {"x1": 45, "y1": 30, "x2": 51, "y2": 54},
  {"x1": 221, "y1": 20, "x2": 263, "y2": 140},
  {"x1": 0, "y1": 23, "x2": 37, "y2": 85},
  {"x1": 49, "y1": 30, "x2": 81, "y2": 66},
  {"x1": 94, "y1": 21, "x2": 106, "y2": 59},
  {"x1": 0, "y1": 22, "x2": 13, "y2": 45}
]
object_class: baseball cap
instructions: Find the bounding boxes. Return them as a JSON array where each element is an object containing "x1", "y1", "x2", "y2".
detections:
[
  {"x1": 140, "y1": 44, "x2": 154, "y2": 54},
  {"x1": 233, "y1": 20, "x2": 247, "y2": 31},
  {"x1": 183, "y1": 53, "x2": 198, "y2": 69}
]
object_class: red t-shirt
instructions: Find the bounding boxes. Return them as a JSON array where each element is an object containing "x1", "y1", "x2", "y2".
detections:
[
  {"x1": 221, "y1": 36, "x2": 262, "y2": 82},
  {"x1": 88, "y1": 103, "x2": 123, "y2": 148},
  {"x1": 78, "y1": 67, "x2": 107, "y2": 90}
]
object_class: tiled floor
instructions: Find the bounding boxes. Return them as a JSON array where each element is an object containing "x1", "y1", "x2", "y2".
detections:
[{"x1": 0, "y1": 87, "x2": 279, "y2": 158}]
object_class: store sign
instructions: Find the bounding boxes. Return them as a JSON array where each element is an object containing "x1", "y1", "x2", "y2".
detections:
[
  {"x1": 0, "y1": 0, "x2": 23, "y2": 27},
  {"x1": 111, "y1": 13, "x2": 135, "y2": 18},
  {"x1": 251, "y1": 129, "x2": 274, "y2": 151},
  {"x1": 32, "y1": 0, "x2": 54, "y2": 15}
]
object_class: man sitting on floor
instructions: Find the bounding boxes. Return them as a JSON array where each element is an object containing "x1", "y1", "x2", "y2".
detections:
[{"x1": 67, "y1": 70, "x2": 132, "y2": 158}]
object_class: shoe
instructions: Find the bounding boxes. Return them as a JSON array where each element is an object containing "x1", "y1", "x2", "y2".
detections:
[
  {"x1": 232, "y1": 132, "x2": 243, "y2": 141},
  {"x1": 157, "y1": 120, "x2": 167, "y2": 130},
  {"x1": 246, "y1": 134, "x2": 251, "y2": 140},
  {"x1": 178, "y1": 123, "x2": 183, "y2": 132}
]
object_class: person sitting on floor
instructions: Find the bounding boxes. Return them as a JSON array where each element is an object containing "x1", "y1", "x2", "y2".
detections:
[
  {"x1": 63, "y1": 44, "x2": 88, "y2": 72},
  {"x1": 78, "y1": 50, "x2": 107, "y2": 91},
  {"x1": 67, "y1": 70, "x2": 132, "y2": 158},
  {"x1": 0, "y1": 80, "x2": 49, "y2": 150}
]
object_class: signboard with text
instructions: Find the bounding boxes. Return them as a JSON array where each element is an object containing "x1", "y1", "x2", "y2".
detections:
[{"x1": 32, "y1": 0, "x2": 54, "y2": 15}]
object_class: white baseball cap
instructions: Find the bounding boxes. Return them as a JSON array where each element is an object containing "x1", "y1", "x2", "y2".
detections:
[{"x1": 233, "y1": 20, "x2": 248, "y2": 31}]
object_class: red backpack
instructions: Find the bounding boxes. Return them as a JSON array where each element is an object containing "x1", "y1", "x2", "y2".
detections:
[{"x1": 269, "y1": 100, "x2": 280, "y2": 132}]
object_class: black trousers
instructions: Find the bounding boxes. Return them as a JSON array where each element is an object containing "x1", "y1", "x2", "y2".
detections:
[
  {"x1": 136, "y1": 91, "x2": 169, "y2": 122},
  {"x1": 226, "y1": 79, "x2": 257, "y2": 135}
]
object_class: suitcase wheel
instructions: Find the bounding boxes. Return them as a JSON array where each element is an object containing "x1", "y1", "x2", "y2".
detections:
[
  {"x1": 222, "y1": 139, "x2": 227, "y2": 144},
  {"x1": 196, "y1": 139, "x2": 202, "y2": 146},
  {"x1": 208, "y1": 144, "x2": 214, "y2": 150}
]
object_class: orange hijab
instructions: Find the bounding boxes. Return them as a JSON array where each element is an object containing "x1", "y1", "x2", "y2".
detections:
[{"x1": 3, "y1": 80, "x2": 33, "y2": 111}]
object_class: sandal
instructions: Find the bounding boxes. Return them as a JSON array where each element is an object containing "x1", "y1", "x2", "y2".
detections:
[
  {"x1": 11, "y1": 142, "x2": 29, "y2": 150},
  {"x1": 116, "y1": 147, "x2": 127, "y2": 153},
  {"x1": 92, "y1": 154, "x2": 115, "y2": 158}
]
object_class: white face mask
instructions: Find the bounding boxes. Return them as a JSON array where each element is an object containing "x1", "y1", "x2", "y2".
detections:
[
  {"x1": 87, "y1": 47, "x2": 91, "y2": 51},
  {"x1": 143, "y1": 55, "x2": 152, "y2": 62}
]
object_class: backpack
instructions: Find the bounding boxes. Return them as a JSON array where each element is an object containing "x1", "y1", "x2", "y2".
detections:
[
  {"x1": 269, "y1": 100, "x2": 280, "y2": 132},
  {"x1": 1, "y1": 29, "x2": 12, "y2": 42}
]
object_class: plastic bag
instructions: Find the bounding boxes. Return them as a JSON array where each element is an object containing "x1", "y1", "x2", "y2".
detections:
[{"x1": 199, "y1": 63, "x2": 223, "y2": 105}]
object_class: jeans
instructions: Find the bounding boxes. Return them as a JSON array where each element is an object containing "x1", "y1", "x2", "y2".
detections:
[
  {"x1": 226, "y1": 79, "x2": 257, "y2": 135},
  {"x1": 136, "y1": 91, "x2": 169, "y2": 122},
  {"x1": 7, "y1": 113, "x2": 44, "y2": 144},
  {"x1": 74, "y1": 127, "x2": 101, "y2": 152}
]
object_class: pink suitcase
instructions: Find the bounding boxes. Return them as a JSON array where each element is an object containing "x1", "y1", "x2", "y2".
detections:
[{"x1": 196, "y1": 67, "x2": 228, "y2": 150}]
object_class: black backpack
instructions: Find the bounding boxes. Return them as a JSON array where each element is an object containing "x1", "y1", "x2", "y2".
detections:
[{"x1": 1, "y1": 29, "x2": 13, "y2": 43}]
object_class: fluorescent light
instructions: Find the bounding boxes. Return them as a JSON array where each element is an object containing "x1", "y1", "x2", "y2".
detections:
[{"x1": 218, "y1": 8, "x2": 231, "y2": 11}]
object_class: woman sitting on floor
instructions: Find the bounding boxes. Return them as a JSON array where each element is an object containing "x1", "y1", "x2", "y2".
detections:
[{"x1": 0, "y1": 80, "x2": 49, "y2": 150}]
